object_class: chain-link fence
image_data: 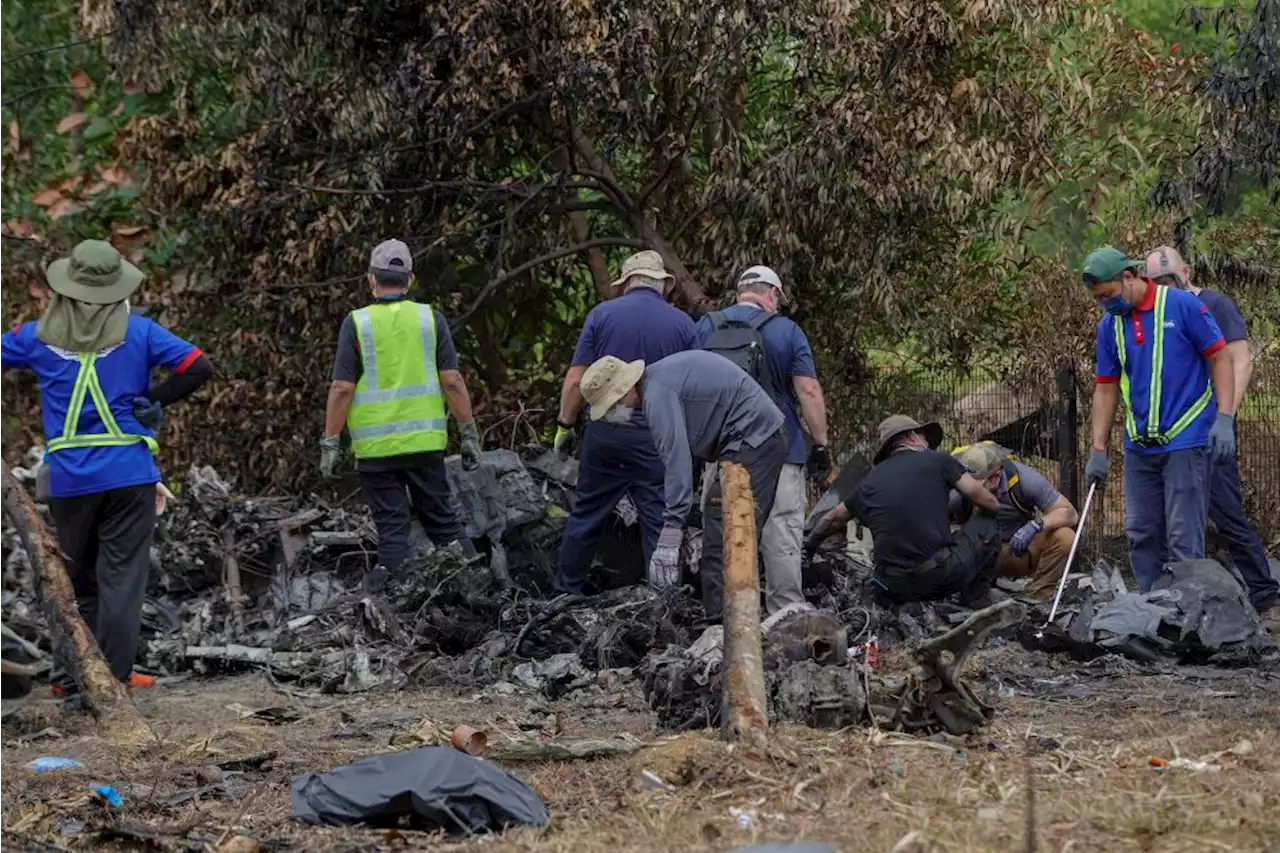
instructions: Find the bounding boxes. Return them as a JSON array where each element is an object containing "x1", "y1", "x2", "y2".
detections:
[{"x1": 829, "y1": 345, "x2": 1280, "y2": 562}]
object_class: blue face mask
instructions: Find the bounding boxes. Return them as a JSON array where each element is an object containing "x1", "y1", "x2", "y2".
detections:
[{"x1": 1101, "y1": 293, "x2": 1132, "y2": 316}]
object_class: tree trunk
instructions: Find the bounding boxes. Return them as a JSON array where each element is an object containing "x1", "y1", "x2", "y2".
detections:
[
  {"x1": 1, "y1": 464, "x2": 150, "y2": 742},
  {"x1": 546, "y1": 144, "x2": 613, "y2": 302},
  {"x1": 568, "y1": 126, "x2": 707, "y2": 311},
  {"x1": 719, "y1": 462, "x2": 768, "y2": 744}
]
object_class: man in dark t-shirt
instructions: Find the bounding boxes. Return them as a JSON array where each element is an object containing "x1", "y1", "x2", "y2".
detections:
[
  {"x1": 805, "y1": 415, "x2": 1002, "y2": 604},
  {"x1": 1147, "y1": 247, "x2": 1278, "y2": 624}
]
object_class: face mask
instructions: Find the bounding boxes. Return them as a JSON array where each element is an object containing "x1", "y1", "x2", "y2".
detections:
[
  {"x1": 603, "y1": 405, "x2": 634, "y2": 425},
  {"x1": 1101, "y1": 293, "x2": 1132, "y2": 316}
]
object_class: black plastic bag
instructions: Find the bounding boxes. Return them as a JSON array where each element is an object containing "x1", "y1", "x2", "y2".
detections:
[{"x1": 291, "y1": 746, "x2": 548, "y2": 834}]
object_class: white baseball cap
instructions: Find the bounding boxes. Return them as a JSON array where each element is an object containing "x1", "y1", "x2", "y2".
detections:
[{"x1": 737, "y1": 265, "x2": 786, "y2": 302}]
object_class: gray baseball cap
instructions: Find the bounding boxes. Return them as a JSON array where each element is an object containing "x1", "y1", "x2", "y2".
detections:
[{"x1": 369, "y1": 239, "x2": 413, "y2": 274}]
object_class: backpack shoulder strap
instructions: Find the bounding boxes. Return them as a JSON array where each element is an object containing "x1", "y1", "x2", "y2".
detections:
[
  {"x1": 747, "y1": 310, "x2": 778, "y2": 331},
  {"x1": 709, "y1": 310, "x2": 730, "y2": 330},
  {"x1": 1003, "y1": 459, "x2": 1032, "y2": 515}
]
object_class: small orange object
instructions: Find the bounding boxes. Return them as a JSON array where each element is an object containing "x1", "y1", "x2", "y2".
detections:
[
  {"x1": 450, "y1": 725, "x2": 488, "y2": 756},
  {"x1": 1149, "y1": 756, "x2": 1169, "y2": 768}
]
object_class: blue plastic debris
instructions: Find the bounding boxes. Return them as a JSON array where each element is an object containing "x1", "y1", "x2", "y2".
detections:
[
  {"x1": 91, "y1": 785, "x2": 123, "y2": 808},
  {"x1": 25, "y1": 757, "x2": 85, "y2": 774}
]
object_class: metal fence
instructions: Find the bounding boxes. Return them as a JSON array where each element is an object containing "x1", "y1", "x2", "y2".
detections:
[{"x1": 829, "y1": 345, "x2": 1280, "y2": 562}]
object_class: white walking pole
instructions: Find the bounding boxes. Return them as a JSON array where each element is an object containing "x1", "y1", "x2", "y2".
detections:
[{"x1": 1037, "y1": 481, "x2": 1097, "y2": 636}]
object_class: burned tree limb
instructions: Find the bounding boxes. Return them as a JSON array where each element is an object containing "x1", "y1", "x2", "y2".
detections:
[
  {"x1": 0, "y1": 464, "x2": 150, "y2": 741},
  {"x1": 720, "y1": 462, "x2": 767, "y2": 744}
]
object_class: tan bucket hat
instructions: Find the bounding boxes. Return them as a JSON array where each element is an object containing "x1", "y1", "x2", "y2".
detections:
[
  {"x1": 610, "y1": 250, "x2": 674, "y2": 289},
  {"x1": 873, "y1": 414, "x2": 943, "y2": 463},
  {"x1": 45, "y1": 239, "x2": 145, "y2": 305},
  {"x1": 581, "y1": 356, "x2": 645, "y2": 420}
]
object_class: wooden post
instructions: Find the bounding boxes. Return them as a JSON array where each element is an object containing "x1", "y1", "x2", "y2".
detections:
[
  {"x1": 719, "y1": 462, "x2": 768, "y2": 744},
  {"x1": 1, "y1": 464, "x2": 150, "y2": 742}
]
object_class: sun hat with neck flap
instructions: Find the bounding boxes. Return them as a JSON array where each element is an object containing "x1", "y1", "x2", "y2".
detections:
[{"x1": 45, "y1": 239, "x2": 145, "y2": 304}]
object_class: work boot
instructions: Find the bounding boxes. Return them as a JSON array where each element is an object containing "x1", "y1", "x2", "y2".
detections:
[
  {"x1": 52, "y1": 670, "x2": 156, "y2": 697},
  {"x1": 361, "y1": 565, "x2": 390, "y2": 594}
]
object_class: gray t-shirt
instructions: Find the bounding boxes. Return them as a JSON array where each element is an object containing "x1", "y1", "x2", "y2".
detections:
[
  {"x1": 950, "y1": 460, "x2": 1063, "y2": 542},
  {"x1": 641, "y1": 349, "x2": 785, "y2": 527}
]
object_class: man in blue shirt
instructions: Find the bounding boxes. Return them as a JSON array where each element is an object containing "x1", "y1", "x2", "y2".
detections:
[
  {"x1": 1084, "y1": 247, "x2": 1235, "y2": 592},
  {"x1": 551, "y1": 251, "x2": 696, "y2": 594},
  {"x1": 2, "y1": 240, "x2": 213, "y2": 699},
  {"x1": 1146, "y1": 246, "x2": 1278, "y2": 623},
  {"x1": 694, "y1": 266, "x2": 830, "y2": 614}
]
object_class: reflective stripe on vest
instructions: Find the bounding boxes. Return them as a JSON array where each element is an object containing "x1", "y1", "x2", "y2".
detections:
[
  {"x1": 46, "y1": 353, "x2": 160, "y2": 455},
  {"x1": 1113, "y1": 287, "x2": 1213, "y2": 446},
  {"x1": 346, "y1": 302, "x2": 449, "y2": 458}
]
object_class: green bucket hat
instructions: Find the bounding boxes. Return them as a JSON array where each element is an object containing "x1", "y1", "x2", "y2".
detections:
[
  {"x1": 873, "y1": 414, "x2": 943, "y2": 463},
  {"x1": 1081, "y1": 247, "x2": 1144, "y2": 287},
  {"x1": 45, "y1": 239, "x2": 145, "y2": 305}
]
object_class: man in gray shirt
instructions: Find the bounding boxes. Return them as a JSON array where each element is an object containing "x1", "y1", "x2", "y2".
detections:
[
  {"x1": 950, "y1": 444, "x2": 1080, "y2": 599},
  {"x1": 578, "y1": 351, "x2": 786, "y2": 621}
]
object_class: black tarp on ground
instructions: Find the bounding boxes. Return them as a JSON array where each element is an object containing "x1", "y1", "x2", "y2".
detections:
[{"x1": 291, "y1": 746, "x2": 549, "y2": 833}]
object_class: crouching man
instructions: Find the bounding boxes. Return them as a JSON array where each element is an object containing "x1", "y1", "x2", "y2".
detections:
[
  {"x1": 804, "y1": 416, "x2": 1002, "y2": 606},
  {"x1": 951, "y1": 444, "x2": 1079, "y2": 600}
]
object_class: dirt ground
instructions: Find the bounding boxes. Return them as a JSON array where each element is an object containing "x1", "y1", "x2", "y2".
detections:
[{"x1": 3, "y1": 644, "x2": 1279, "y2": 853}]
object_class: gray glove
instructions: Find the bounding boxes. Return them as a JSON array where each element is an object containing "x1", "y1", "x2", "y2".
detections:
[
  {"x1": 648, "y1": 525, "x2": 683, "y2": 587},
  {"x1": 1207, "y1": 412, "x2": 1236, "y2": 463},
  {"x1": 1085, "y1": 448, "x2": 1108, "y2": 489},
  {"x1": 319, "y1": 435, "x2": 342, "y2": 478},
  {"x1": 458, "y1": 421, "x2": 482, "y2": 471},
  {"x1": 1009, "y1": 518, "x2": 1043, "y2": 556}
]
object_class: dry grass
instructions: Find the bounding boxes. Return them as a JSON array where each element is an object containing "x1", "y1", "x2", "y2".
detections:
[{"x1": 3, "y1": 649, "x2": 1279, "y2": 852}]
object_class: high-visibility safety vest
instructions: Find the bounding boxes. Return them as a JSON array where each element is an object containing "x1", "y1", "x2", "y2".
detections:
[
  {"x1": 347, "y1": 301, "x2": 449, "y2": 459},
  {"x1": 46, "y1": 352, "x2": 160, "y2": 455},
  {"x1": 1113, "y1": 286, "x2": 1213, "y2": 448}
]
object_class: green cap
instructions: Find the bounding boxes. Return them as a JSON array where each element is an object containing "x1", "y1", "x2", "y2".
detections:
[{"x1": 1082, "y1": 247, "x2": 1144, "y2": 286}]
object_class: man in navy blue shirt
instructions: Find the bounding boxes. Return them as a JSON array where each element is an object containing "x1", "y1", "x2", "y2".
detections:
[
  {"x1": 551, "y1": 251, "x2": 696, "y2": 593},
  {"x1": 1147, "y1": 246, "x2": 1278, "y2": 625},
  {"x1": 694, "y1": 266, "x2": 830, "y2": 614}
]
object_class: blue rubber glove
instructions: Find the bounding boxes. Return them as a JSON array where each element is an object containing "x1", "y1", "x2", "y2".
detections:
[
  {"x1": 132, "y1": 396, "x2": 163, "y2": 431},
  {"x1": 1207, "y1": 412, "x2": 1236, "y2": 463},
  {"x1": 1085, "y1": 448, "x2": 1108, "y2": 489},
  {"x1": 1009, "y1": 518, "x2": 1043, "y2": 556}
]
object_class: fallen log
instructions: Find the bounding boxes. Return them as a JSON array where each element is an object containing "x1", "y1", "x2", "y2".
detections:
[
  {"x1": 1, "y1": 464, "x2": 150, "y2": 741},
  {"x1": 719, "y1": 462, "x2": 767, "y2": 744}
]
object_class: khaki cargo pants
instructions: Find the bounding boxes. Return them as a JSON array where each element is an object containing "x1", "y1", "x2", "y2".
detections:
[{"x1": 993, "y1": 526, "x2": 1074, "y2": 599}]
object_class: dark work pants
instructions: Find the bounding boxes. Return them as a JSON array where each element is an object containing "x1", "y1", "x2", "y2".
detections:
[
  {"x1": 555, "y1": 421, "x2": 665, "y2": 594},
  {"x1": 1209, "y1": 441, "x2": 1279, "y2": 608},
  {"x1": 699, "y1": 429, "x2": 787, "y2": 621},
  {"x1": 48, "y1": 484, "x2": 156, "y2": 687},
  {"x1": 1124, "y1": 447, "x2": 1209, "y2": 592},
  {"x1": 875, "y1": 514, "x2": 1001, "y2": 605},
  {"x1": 360, "y1": 454, "x2": 464, "y2": 572}
]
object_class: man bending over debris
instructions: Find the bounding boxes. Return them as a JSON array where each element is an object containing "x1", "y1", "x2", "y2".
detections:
[
  {"x1": 320, "y1": 239, "x2": 483, "y2": 590},
  {"x1": 1084, "y1": 247, "x2": 1234, "y2": 593},
  {"x1": 578, "y1": 350, "x2": 785, "y2": 621},
  {"x1": 1, "y1": 240, "x2": 213, "y2": 699},
  {"x1": 804, "y1": 416, "x2": 1002, "y2": 606},
  {"x1": 552, "y1": 251, "x2": 696, "y2": 594},
  {"x1": 950, "y1": 443, "x2": 1079, "y2": 599},
  {"x1": 695, "y1": 265, "x2": 831, "y2": 615},
  {"x1": 1146, "y1": 246, "x2": 1278, "y2": 626}
]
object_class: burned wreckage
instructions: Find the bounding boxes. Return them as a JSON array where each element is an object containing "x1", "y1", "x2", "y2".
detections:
[{"x1": 3, "y1": 448, "x2": 1274, "y2": 734}]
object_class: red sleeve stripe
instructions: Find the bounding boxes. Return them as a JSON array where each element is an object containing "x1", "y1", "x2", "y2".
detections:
[
  {"x1": 1201, "y1": 339, "x2": 1226, "y2": 358},
  {"x1": 174, "y1": 347, "x2": 203, "y2": 375},
  {"x1": 1095, "y1": 375, "x2": 1119, "y2": 385}
]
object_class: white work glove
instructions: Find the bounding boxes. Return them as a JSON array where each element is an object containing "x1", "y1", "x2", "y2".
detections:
[{"x1": 648, "y1": 525, "x2": 683, "y2": 588}]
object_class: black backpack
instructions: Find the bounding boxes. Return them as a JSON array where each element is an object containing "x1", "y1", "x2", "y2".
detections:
[{"x1": 701, "y1": 310, "x2": 784, "y2": 398}]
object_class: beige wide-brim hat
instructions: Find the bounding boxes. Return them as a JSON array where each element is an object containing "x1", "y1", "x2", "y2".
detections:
[
  {"x1": 46, "y1": 239, "x2": 145, "y2": 305},
  {"x1": 582, "y1": 356, "x2": 645, "y2": 420},
  {"x1": 610, "y1": 250, "x2": 674, "y2": 289},
  {"x1": 873, "y1": 414, "x2": 943, "y2": 463}
]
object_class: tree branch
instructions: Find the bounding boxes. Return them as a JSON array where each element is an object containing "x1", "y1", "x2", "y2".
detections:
[
  {"x1": 453, "y1": 238, "x2": 646, "y2": 327},
  {"x1": 2, "y1": 33, "x2": 115, "y2": 66}
]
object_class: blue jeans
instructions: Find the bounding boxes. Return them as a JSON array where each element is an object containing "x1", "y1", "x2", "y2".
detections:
[
  {"x1": 1209, "y1": 444, "x2": 1279, "y2": 608},
  {"x1": 554, "y1": 421, "x2": 664, "y2": 594},
  {"x1": 1124, "y1": 447, "x2": 1210, "y2": 592}
]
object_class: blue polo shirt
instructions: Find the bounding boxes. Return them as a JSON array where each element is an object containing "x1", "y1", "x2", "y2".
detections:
[
  {"x1": 1, "y1": 316, "x2": 200, "y2": 497},
  {"x1": 1194, "y1": 288, "x2": 1248, "y2": 343},
  {"x1": 1095, "y1": 280, "x2": 1225, "y2": 455},
  {"x1": 694, "y1": 303, "x2": 817, "y2": 465},
  {"x1": 570, "y1": 286, "x2": 696, "y2": 425}
]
